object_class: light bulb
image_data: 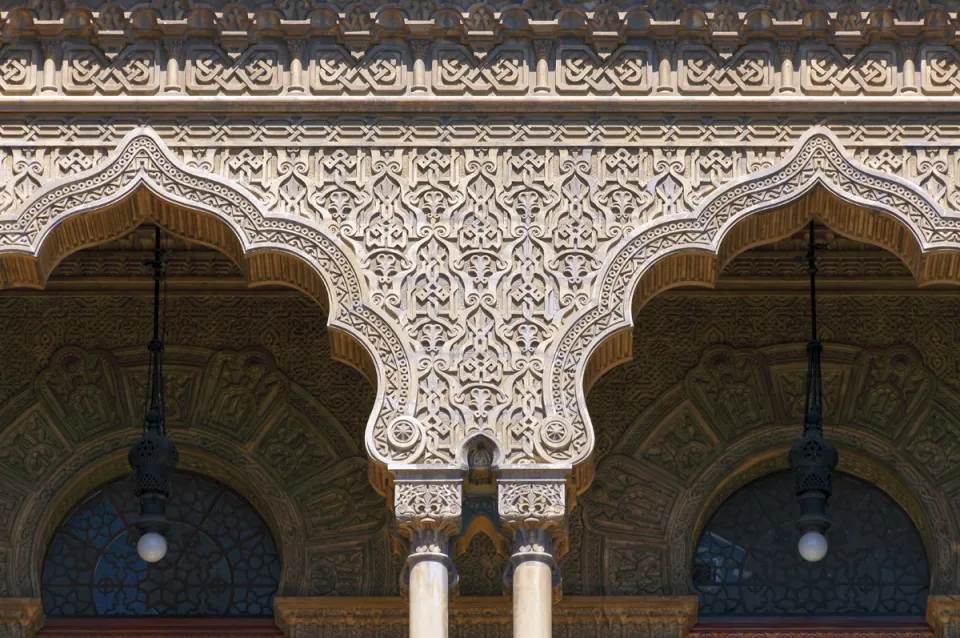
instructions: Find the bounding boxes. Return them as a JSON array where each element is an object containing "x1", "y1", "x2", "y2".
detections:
[
  {"x1": 797, "y1": 531, "x2": 828, "y2": 562},
  {"x1": 137, "y1": 531, "x2": 168, "y2": 563}
]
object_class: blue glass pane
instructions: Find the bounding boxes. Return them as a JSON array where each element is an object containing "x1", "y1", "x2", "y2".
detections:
[
  {"x1": 693, "y1": 471, "x2": 929, "y2": 617},
  {"x1": 42, "y1": 471, "x2": 280, "y2": 617}
]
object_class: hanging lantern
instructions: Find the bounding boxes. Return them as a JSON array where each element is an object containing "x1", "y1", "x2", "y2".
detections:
[
  {"x1": 788, "y1": 221, "x2": 838, "y2": 563},
  {"x1": 128, "y1": 226, "x2": 179, "y2": 563}
]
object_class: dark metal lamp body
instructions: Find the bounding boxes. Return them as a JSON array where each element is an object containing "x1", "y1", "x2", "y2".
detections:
[
  {"x1": 788, "y1": 222, "x2": 839, "y2": 542},
  {"x1": 128, "y1": 227, "x2": 179, "y2": 543}
]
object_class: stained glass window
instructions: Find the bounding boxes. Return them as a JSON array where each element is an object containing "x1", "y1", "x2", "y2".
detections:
[
  {"x1": 42, "y1": 471, "x2": 281, "y2": 617},
  {"x1": 693, "y1": 471, "x2": 929, "y2": 617}
]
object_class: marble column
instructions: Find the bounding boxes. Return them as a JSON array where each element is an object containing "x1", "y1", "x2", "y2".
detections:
[
  {"x1": 395, "y1": 470, "x2": 462, "y2": 638},
  {"x1": 408, "y1": 528, "x2": 456, "y2": 637},
  {"x1": 510, "y1": 527, "x2": 556, "y2": 638},
  {"x1": 499, "y1": 469, "x2": 567, "y2": 638}
]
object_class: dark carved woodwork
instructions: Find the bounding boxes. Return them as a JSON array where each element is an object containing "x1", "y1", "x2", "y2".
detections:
[
  {"x1": 690, "y1": 619, "x2": 933, "y2": 637},
  {"x1": 39, "y1": 618, "x2": 282, "y2": 637}
]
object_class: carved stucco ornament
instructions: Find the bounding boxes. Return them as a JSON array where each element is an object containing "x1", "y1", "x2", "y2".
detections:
[{"x1": 2, "y1": 119, "x2": 960, "y2": 542}]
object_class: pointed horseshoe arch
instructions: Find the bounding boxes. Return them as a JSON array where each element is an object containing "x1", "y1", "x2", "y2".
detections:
[
  {"x1": 552, "y1": 127, "x2": 960, "y2": 473},
  {"x1": 0, "y1": 127, "x2": 413, "y2": 469}
]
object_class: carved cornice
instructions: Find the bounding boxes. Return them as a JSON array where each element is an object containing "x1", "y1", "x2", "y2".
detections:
[
  {"x1": 274, "y1": 595, "x2": 697, "y2": 636},
  {"x1": 690, "y1": 621, "x2": 933, "y2": 637},
  {"x1": 2, "y1": 3, "x2": 960, "y2": 108}
]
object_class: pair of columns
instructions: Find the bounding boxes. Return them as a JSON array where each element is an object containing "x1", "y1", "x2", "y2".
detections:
[{"x1": 396, "y1": 469, "x2": 564, "y2": 638}]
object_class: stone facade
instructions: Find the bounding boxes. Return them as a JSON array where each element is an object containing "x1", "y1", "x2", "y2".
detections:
[{"x1": 3, "y1": 0, "x2": 960, "y2": 636}]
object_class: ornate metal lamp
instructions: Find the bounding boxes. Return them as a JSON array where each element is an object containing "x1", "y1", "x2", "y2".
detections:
[
  {"x1": 128, "y1": 226, "x2": 179, "y2": 563},
  {"x1": 788, "y1": 221, "x2": 839, "y2": 562}
]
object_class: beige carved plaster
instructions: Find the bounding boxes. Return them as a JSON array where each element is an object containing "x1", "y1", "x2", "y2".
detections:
[{"x1": 2, "y1": 1, "x2": 960, "y2": 110}]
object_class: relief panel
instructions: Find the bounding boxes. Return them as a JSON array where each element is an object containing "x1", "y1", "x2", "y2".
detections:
[
  {"x1": 184, "y1": 43, "x2": 286, "y2": 95},
  {"x1": 904, "y1": 394, "x2": 960, "y2": 484},
  {"x1": 603, "y1": 539, "x2": 665, "y2": 596},
  {"x1": 61, "y1": 42, "x2": 162, "y2": 96},
  {"x1": 308, "y1": 43, "x2": 409, "y2": 95},
  {"x1": 194, "y1": 349, "x2": 287, "y2": 443},
  {"x1": 581, "y1": 455, "x2": 678, "y2": 540},
  {"x1": 844, "y1": 346, "x2": 935, "y2": 440},
  {"x1": 35, "y1": 348, "x2": 125, "y2": 443},
  {"x1": 555, "y1": 44, "x2": 653, "y2": 95},
  {"x1": 676, "y1": 43, "x2": 775, "y2": 95},
  {"x1": 432, "y1": 42, "x2": 529, "y2": 95},
  {"x1": 800, "y1": 43, "x2": 898, "y2": 95},
  {"x1": 637, "y1": 401, "x2": 719, "y2": 485},
  {"x1": 685, "y1": 346, "x2": 774, "y2": 441},
  {"x1": 0, "y1": 45, "x2": 38, "y2": 95},
  {"x1": 295, "y1": 459, "x2": 389, "y2": 540},
  {"x1": 0, "y1": 405, "x2": 70, "y2": 485}
]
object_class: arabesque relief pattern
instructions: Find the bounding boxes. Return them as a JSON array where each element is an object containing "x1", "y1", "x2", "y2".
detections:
[{"x1": 2, "y1": 120, "x2": 960, "y2": 486}]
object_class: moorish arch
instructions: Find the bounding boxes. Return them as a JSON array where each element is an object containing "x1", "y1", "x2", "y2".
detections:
[
  {"x1": 579, "y1": 336, "x2": 960, "y2": 601},
  {"x1": 574, "y1": 211, "x2": 960, "y2": 609},
  {"x1": 0, "y1": 127, "x2": 415, "y2": 474},
  {"x1": 570, "y1": 127, "x2": 960, "y2": 472},
  {"x1": 0, "y1": 338, "x2": 394, "y2": 600}
]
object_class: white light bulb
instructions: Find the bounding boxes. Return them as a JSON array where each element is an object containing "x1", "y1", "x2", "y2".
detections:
[
  {"x1": 797, "y1": 531, "x2": 828, "y2": 562},
  {"x1": 137, "y1": 532, "x2": 168, "y2": 563}
]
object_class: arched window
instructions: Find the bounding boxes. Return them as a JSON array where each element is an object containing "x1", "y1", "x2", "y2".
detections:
[
  {"x1": 42, "y1": 471, "x2": 281, "y2": 617},
  {"x1": 693, "y1": 471, "x2": 928, "y2": 618}
]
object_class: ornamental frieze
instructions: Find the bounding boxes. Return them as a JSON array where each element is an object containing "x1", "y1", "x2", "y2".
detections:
[{"x1": 4, "y1": 2, "x2": 960, "y2": 101}]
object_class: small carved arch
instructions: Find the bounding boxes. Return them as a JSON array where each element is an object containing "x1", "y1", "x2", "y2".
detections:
[
  {"x1": 11, "y1": 434, "x2": 309, "y2": 599},
  {"x1": 569, "y1": 128, "x2": 960, "y2": 476},
  {"x1": 0, "y1": 127, "x2": 411, "y2": 469}
]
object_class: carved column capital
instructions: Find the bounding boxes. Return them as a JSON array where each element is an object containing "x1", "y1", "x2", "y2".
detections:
[
  {"x1": 0, "y1": 599, "x2": 44, "y2": 638},
  {"x1": 163, "y1": 39, "x2": 184, "y2": 61},
  {"x1": 498, "y1": 468, "x2": 567, "y2": 532},
  {"x1": 394, "y1": 469, "x2": 463, "y2": 538},
  {"x1": 498, "y1": 468, "x2": 568, "y2": 593},
  {"x1": 39, "y1": 39, "x2": 60, "y2": 61},
  {"x1": 533, "y1": 39, "x2": 553, "y2": 62},
  {"x1": 928, "y1": 595, "x2": 960, "y2": 638}
]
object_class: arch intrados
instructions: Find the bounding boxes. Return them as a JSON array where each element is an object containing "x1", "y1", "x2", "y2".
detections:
[
  {"x1": 22, "y1": 440, "x2": 306, "y2": 598},
  {"x1": 679, "y1": 441, "x2": 940, "y2": 595},
  {"x1": 585, "y1": 186, "x2": 958, "y2": 396},
  {"x1": 0, "y1": 186, "x2": 376, "y2": 386}
]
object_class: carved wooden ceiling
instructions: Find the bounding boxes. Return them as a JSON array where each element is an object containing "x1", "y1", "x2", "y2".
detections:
[
  {"x1": 0, "y1": 227, "x2": 393, "y2": 598},
  {"x1": 577, "y1": 225, "x2": 960, "y2": 598}
]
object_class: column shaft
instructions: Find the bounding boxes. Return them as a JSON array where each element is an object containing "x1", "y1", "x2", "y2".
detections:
[
  {"x1": 409, "y1": 555, "x2": 450, "y2": 638},
  {"x1": 512, "y1": 557, "x2": 552, "y2": 638}
]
